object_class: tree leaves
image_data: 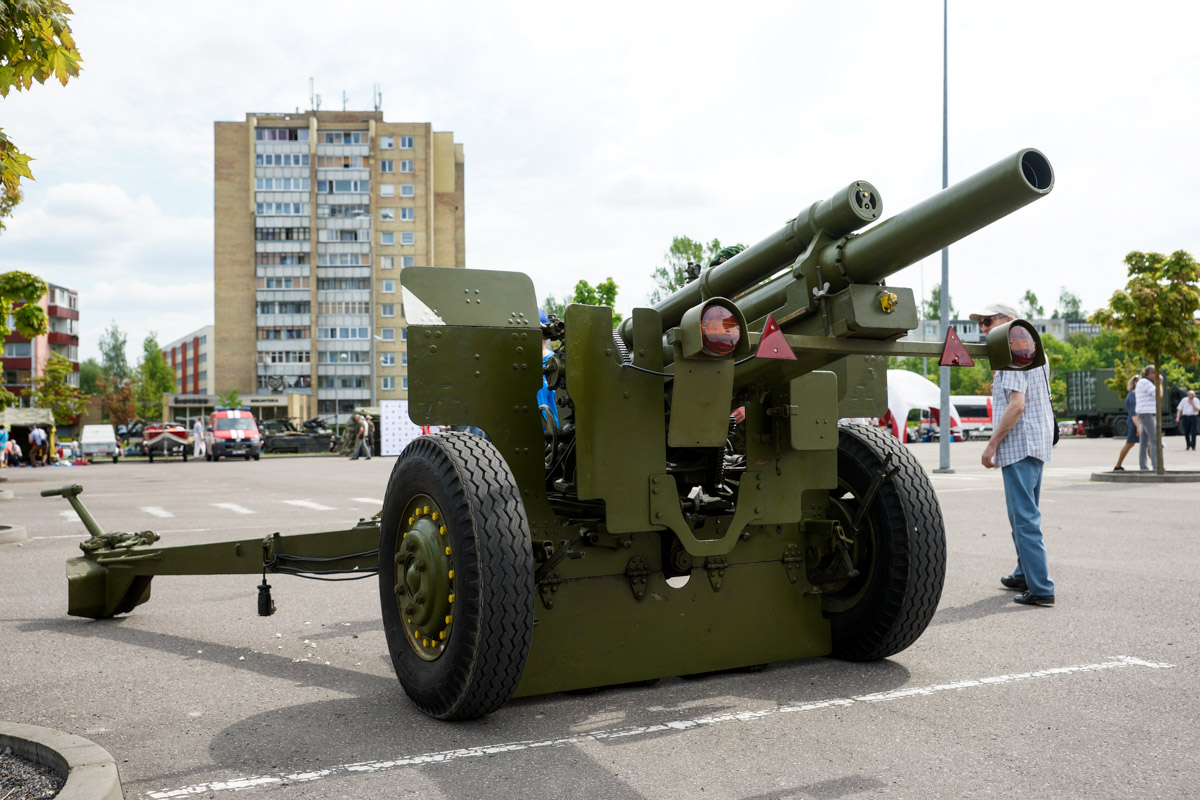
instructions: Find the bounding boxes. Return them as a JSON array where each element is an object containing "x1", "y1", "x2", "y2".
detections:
[{"x1": 0, "y1": 0, "x2": 82, "y2": 196}]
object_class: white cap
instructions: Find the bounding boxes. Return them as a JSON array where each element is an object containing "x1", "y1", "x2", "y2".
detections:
[{"x1": 968, "y1": 303, "x2": 1019, "y2": 322}]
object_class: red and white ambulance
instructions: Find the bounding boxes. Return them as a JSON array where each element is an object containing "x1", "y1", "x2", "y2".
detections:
[{"x1": 204, "y1": 407, "x2": 262, "y2": 461}]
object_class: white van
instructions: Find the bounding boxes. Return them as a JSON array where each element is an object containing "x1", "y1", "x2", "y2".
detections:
[{"x1": 80, "y1": 424, "x2": 120, "y2": 463}]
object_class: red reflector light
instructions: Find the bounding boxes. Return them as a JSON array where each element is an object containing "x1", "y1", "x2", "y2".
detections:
[
  {"x1": 700, "y1": 305, "x2": 740, "y2": 356},
  {"x1": 1008, "y1": 326, "x2": 1037, "y2": 368}
]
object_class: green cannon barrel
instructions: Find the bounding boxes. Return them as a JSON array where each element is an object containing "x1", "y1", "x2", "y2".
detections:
[
  {"x1": 617, "y1": 180, "x2": 883, "y2": 344},
  {"x1": 731, "y1": 148, "x2": 1054, "y2": 325}
]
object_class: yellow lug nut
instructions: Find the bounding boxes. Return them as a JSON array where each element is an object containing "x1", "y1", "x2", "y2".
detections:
[
  {"x1": 413, "y1": 631, "x2": 419, "y2": 639},
  {"x1": 445, "y1": 546, "x2": 452, "y2": 556},
  {"x1": 423, "y1": 638, "x2": 430, "y2": 647},
  {"x1": 423, "y1": 505, "x2": 429, "y2": 515},
  {"x1": 448, "y1": 569, "x2": 455, "y2": 579},
  {"x1": 431, "y1": 511, "x2": 439, "y2": 521},
  {"x1": 448, "y1": 593, "x2": 455, "y2": 604},
  {"x1": 439, "y1": 630, "x2": 446, "y2": 640},
  {"x1": 439, "y1": 526, "x2": 446, "y2": 536},
  {"x1": 408, "y1": 516, "x2": 414, "y2": 525},
  {"x1": 445, "y1": 615, "x2": 452, "y2": 625}
]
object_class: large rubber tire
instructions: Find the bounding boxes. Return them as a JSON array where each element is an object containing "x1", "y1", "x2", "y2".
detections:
[
  {"x1": 1112, "y1": 417, "x2": 1128, "y2": 438},
  {"x1": 379, "y1": 432, "x2": 534, "y2": 720},
  {"x1": 823, "y1": 423, "x2": 946, "y2": 661}
]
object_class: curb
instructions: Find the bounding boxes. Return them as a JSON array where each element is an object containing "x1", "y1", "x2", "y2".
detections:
[
  {"x1": 0, "y1": 721, "x2": 123, "y2": 800},
  {"x1": 0, "y1": 524, "x2": 27, "y2": 544},
  {"x1": 1090, "y1": 470, "x2": 1200, "y2": 483}
]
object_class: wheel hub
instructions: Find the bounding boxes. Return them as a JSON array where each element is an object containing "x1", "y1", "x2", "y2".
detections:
[{"x1": 393, "y1": 496, "x2": 455, "y2": 661}]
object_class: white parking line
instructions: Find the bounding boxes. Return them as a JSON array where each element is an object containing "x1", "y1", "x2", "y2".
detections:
[
  {"x1": 139, "y1": 506, "x2": 174, "y2": 519},
  {"x1": 351, "y1": 497, "x2": 383, "y2": 506},
  {"x1": 211, "y1": 503, "x2": 255, "y2": 515},
  {"x1": 146, "y1": 655, "x2": 1173, "y2": 799},
  {"x1": 280, "y1": 500, "x2": 336, "y2": 511}
]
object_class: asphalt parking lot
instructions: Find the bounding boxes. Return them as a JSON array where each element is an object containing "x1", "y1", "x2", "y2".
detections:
[{"x1": 1, "y1": 437, "x2": 1197, "y2": 800}]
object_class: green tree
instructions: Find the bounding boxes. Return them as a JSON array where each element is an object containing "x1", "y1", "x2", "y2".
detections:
[
  {"x1": 216, "y1": 388, "x2": 241, "y2": 408},
  {"x1": 97, "y1": 322, "x2": 130, "y2": 381},
  {"x1": 98, "y1": 376, "x2": 135, "y2": 427},
  {"x1": 649, "y1": 237, "x2": 745, "y2": 304},
  {"x1": 133, "y1": 333, "x2": 174, "y2": 421},
  {"x1": 1019, "y1": 290, "x2": 1044, "y2": 318},
  {"x1": 78, "y1": 356, "x2": 101, "y2": 394},
  {"x1": 1091, "y1": 250, "x2": 1200, "y2": 474},
  {"x1": 0, "y1": 270, "x2": 48, "y2": 407},
  {"x1": 572, "y1": 277, "x2": 622, "y2": 328},
  {"x1": 0, "y1": 188, "x2": 18, "y2": 232},
  {"x1": 541, "y1": 294, "x2": 566, "y2": 320},
  {"x1": 1053, "y1": 287, "x2": 1083, "y2": 319},
  {"x1": 0, "y1": 0, "x2": 83, "y2": 198},
  {"x1": 922, "y1": 283, "x2": 956, "y2": 320},
  {"x1": 23, "y1": 351, "x2": 87, "y2": 423}
]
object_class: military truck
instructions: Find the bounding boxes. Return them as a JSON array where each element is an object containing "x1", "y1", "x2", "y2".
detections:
[
  {"x1": 50, "y1": 148, "x2": 1054, "y2": 720},
  {"x1": 1065, "y1": 369, "x2": 1183, "y2": 437}
]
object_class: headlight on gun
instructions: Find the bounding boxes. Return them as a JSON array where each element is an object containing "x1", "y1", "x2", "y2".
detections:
[{"x1": 986, "y1": 320, "x2": 1047, "y2": 370}]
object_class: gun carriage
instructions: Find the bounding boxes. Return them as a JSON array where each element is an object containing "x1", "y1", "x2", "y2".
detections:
[{"x1": 51, "y1": 149, "x2": 1053, "y2": 719}]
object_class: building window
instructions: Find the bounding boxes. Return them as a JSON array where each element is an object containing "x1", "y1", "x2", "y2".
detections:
[
  {"x1": 322, "y1": 131, "x2": 366, "y2": 144},
  {"x1": 382, "y1": 280, "x2": 395, "y2": 293},
  {"x1": 317, "y1": 278, "x2": 370, "y2": 290},
  {"x1": 401, "y1": 256, "x2": 415, "y2": 268},
  {"x1": 380, "y1": 184, "x2": 395, "y2": 198},
  {"x1": 400, "y1": 232, "x2": 414, "y2": 245},
  {"x1": 380, "y1": 160, "x2": 394, "y2": 173},
  {"x1": 255, "y1": 202, "x2": 306, "y2": 216},
  {"x1": 316, "y1": 155, "x2": 367, "y2": 168},
  {"x1": 399, "y1": 160, "x2": 414, "y2": 173},
  {"x1": 4, "y1": 342, "x2": 31, "y2": 358},
  {"x1": 401, "y1": 327, "x2": 408, "y2": 341},
  {"x1": 256, "y1": 153, "x2": 309, "y2": 166},
  {"x1": 380, "y1": 208, "x2": 395, "y2": 221},
  {"x1": 380, "y1": 135, "x2": 394, "y2": 149},
  {"x1": 399, "y1": 208, "x2": 414, "y2": 221},
  {"x1": 402, "y1": 376, "x2": 409, "y2": 391},
  {"x1": 380, "y1": 255, "x2": 395, "y2": 270},
  {"x1": 256, "y1": 128, "x2": 309, "y2": 141},
  {"x1": 402, "y1": 352, "x2": 408, "y2": 366},
  {"x1": 400, "y1": 183, "x2": 414, "y2": 197},
  {"x1": 317, "y1": 327, "x2": 370, "y2": 340},
  {"x1": 381, "y1": 353, "x2": 395, "y2": 367},
  {"x1": 380, "y1": 328, "x2": 395, "y2": 341},
  {"x1": 399, "y1": 136, "x2": 414, "y2": 149},
  {"x1": 381, "y1": 303, "x2": 395, "y2": 317},
  {"x1": 316, "y1": 179, "x2": 370, "y2": 194},
  {"x1": 381, "y1": 376, "x2": 395, "y2": 391},
  {"x1": 380, "y1": 232, "x2": 394, "y2": 246}
]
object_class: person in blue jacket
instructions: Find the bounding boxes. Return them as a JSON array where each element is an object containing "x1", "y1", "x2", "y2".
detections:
[{"x1": 537, "y1": 309, "x2": 559, "y2": 430}]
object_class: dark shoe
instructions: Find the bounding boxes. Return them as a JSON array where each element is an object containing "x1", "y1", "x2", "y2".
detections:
[
  {"x1": 1013, "y1": 591, "x2": 1054, "y2": 606},
  {"x1": 1000, "y1": 574, "x2": 1028, "y2": 591},
  {"x1": 1113, "y1": 466, "x2": 1125, "y2": 471}
]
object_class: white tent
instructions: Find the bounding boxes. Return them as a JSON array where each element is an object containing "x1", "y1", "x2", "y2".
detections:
[{"x1": 881, "y1": 370, "x2": 963, "y2": 442}]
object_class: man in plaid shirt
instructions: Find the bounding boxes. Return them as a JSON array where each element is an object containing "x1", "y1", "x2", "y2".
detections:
[{"x1": 972, "y1": 303, "x2": 1055, "y2": 607}]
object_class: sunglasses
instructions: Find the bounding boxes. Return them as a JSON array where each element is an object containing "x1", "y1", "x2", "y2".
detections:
[{"x1": 978, "y1": 314, "x2": 1003, "y2": 327}]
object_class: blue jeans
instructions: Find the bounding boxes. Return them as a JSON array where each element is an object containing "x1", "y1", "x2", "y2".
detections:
[{"x1": 1001, "y1": 456, "x2": 1054, "y2": 597}]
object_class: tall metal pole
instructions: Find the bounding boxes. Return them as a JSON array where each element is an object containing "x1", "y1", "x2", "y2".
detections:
[{"x1": 937, "y1": 0, "x2": 953, "y2": 472}]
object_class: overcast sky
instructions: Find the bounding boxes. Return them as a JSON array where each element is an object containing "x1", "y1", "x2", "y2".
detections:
[{"x1": 2, "y1": 0, "x2": 1198, "y2": 363}]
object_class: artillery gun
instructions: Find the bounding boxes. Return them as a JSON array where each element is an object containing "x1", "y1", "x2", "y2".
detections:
[{"x1": 51, "y1": 149, "x2": 1053, "y2": 720}]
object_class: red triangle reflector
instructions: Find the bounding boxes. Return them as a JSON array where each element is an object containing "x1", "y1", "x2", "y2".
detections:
[
  {"x1": 939, "y1": 326, "x2": 974, "y2": 367},
  {"x1": 755, "y1": 315, "x2": 796, "y2": 361}
]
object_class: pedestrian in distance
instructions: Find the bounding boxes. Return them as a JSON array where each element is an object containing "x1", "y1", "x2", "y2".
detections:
[
  {"x1": 971, "y1": 303, "x2": 1055, "y2": 607},
  {"x1": 1113, "y1": 375, "x2": 1141, "y2": 471},
  {"x1": 1135, "y1": 365, "x2": 1162, "y2": 470},
  {"x1": 193, "y1": 415, "x2": 207, "y2": 460},
  {"x1": 349, "y1": 414, "x2": 372, "y2": 460},
  {"x1": 0, "y1": 425, "x2": 8, "y2": 468},
  {"x1": 1176, "y1": 389, "x2": 1199, "y2": 451}
]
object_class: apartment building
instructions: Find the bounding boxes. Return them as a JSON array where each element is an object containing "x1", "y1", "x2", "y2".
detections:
[
  {"x1": 213, "y1": 110, "x2": 465, "y2": 422},
  {"x1": 161, "y1": 325, "x2": 214, "y2": 395},
  {"x1": 2, "y1": 282, "x2": 80, "y2": 405}
]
